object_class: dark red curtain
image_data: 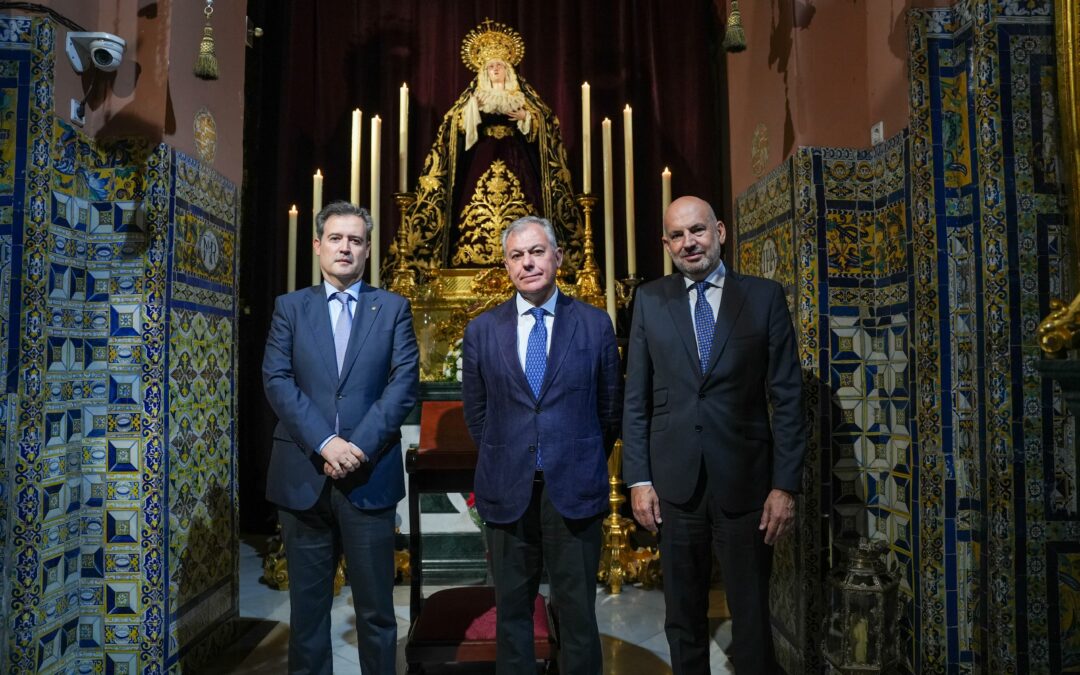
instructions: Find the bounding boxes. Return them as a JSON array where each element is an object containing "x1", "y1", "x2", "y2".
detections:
[{"x1": 240, "y1": 0, "x2": 729, "y2": 530}]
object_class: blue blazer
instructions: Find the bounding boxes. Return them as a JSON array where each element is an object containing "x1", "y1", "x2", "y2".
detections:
[
  {"x1": 262, "y1": 283, "x2": 419, "y2": 511},
  {"x1": 462, "y1": 292, "x2": 622, "y2": 524}
]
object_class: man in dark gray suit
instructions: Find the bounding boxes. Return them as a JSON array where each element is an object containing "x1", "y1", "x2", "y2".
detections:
[
  {"x1": 462, "y1": 215, "x2": 622, "y2": 674},
  {"x1": 622, "y1": 196, "x2": 806, "y2": 675},
  {"x1": 263, "y1": 201, "x2": 419, "y2": 675}
]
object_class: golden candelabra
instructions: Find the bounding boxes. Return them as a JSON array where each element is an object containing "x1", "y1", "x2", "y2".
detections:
[
  {"x1": 389, "y1": 192, "x2": 418, "y2": 299},
  {"x1": 262, "y1": 524, "x2": 348, "y2": 595},
  {"x1": 598, "y1": 440, "x2": 661, "y2": 594},
  {"x1": 574, "y1": 194, "x2": 605, "y2": 308},
  {"x1": 616, "y1": 275, "x2": 641, "y2": 309}
]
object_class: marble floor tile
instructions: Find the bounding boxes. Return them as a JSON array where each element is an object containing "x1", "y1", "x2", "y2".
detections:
[{"x1": 221, "y1": 536, "x2": 734, "y2": 674}]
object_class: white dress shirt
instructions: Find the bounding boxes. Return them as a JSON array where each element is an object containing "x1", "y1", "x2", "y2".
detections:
[{"x1": 515, "y1": 288, "x2": 558, "y2": 370}]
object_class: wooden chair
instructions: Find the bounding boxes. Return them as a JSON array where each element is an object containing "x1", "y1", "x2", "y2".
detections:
[{"x1": 404, "y1": 400, "x2": 558, "y2": 673}]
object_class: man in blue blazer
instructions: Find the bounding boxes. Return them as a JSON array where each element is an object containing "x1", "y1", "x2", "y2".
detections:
[
  {"x1": 462, "y1": 215, "x2": 622, "y2": 674},
  {"x1": 622, "y1": 196, "x2": 806, "y2": 675},
  {"x1": 263, "y1": 201, "x2": 419, "y2": 675}
]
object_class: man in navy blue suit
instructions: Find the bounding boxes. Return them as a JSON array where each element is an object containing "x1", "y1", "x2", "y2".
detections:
[
  {"x1": 263, "y1": 200, "x2": 419, "y2": 675},
  {"x1": 462, "y1": 215, "x2": 622, "y2": 674},
  {"x1": 622, "y1": 196, "x2": 806, "y2": 675}
]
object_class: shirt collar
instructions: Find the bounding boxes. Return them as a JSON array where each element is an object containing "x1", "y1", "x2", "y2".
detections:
[
  {"x1": 324, "y1": 279, "x2": 363, "y2": 302},
  {"x1": 682, "y1": 260, "x2": 727, "y2": 291},
  {"x1": 516, "y1": 287, "x2": 560, "y2": 317}
]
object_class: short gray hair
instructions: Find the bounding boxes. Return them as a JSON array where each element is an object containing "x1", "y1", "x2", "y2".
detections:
[
  {"x1": 501, "y1": 215, "x2": 558, "y2": 256},
  {"x1": 316, "y1": 201, "x2": 373, "y2": 239}
]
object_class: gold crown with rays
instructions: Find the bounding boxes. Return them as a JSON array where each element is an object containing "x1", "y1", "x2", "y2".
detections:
[{"x1": 460, "y1": 18, "x2": 525, "y2": 72}]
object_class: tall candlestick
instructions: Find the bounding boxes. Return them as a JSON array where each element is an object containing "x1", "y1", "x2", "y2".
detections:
[
  {"x1": 623, "y1": 105, "x2": 636, "y2": 276},
  {"x1": 602, "y1": 118, "x2": 616, "y2": 326},
  {"x1": 312, "y1": 169, "x2": 323, "y2": 286},
  {"x1": 398, "y1": 84, "x2": 409, "y2": 192},
  {"x1": 370, "y1": 115, "x2": 382, "y2": 287},
  {"x1": 287, "y1": 205, "x2": 298, "y2": 292},
  {"x1": 662, "y1": 167, "x2": 673, "y2": 275},
  {"x1": 350, "y1": 109, "x2": 362, "y2": 204},
  {"x1": 581, "y1": 82, "x2": 592, "y2": 194}
]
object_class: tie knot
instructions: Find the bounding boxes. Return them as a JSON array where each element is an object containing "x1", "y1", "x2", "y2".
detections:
[
  {"x1": 693, "y1": 281, "x2": 710, "y2": 296},
  {"x1": 529, "y1": 307, "x2": 546, "y2": 323},
  {"x1": 332, "y1": 291, "x2": 351, "y2": 307}
]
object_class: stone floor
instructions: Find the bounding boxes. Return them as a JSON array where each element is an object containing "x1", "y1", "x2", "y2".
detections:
[{"x1": 208, "y1": 535, "x2": 734, "y2": 674}]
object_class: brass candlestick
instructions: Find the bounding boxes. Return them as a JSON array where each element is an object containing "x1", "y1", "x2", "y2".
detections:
[
  {"x1": 597, "y1": 440, "x2": 661, "y2": 594},
  {"x1": 389, "y1": 192, "x2": 418, "y2": 299},
  {"x1": 616, "y1": 274, "x2": 641, "y2": 309},
  {"x1": 574, "y1": 193, "x2": 605, "y2": 309}
]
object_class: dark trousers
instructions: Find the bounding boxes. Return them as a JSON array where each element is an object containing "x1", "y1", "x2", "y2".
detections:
[
  {"x1": 486, "y1": 478, "x2": 604, "y2": 675},
  {"x1": 278, "y1": 482, "x2": 397, "y2": 675},
  {"x1": 658, "y1": 466, "x2": 776, "y2": 675}
]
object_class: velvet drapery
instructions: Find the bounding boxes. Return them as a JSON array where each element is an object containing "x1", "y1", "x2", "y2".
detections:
[{"x1": 240, "y1": 0, "x2": 730, "y2": 530}]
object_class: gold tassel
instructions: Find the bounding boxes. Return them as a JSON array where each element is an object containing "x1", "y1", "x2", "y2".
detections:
[
  {"x1": 723, "y1": 0, "x2": 747, "y2": 53},
  {"x1": 194, "y1": 3, "x2": 219, "y2": 80}
]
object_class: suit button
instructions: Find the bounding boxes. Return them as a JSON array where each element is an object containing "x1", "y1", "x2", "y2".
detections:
[
  {"x1": 698, "y1": 393, "x2": 705, "y2": 400},
  {"x1": 695, "y1": 425, "x2": 703, "y2": 432},
  {"x1": 336, "y1": 394, "x2": 344, "y2": 400},
  {"x1": 528, "y1": 445, "x2": 536, "y2": 453},
  {"x1": 535, "y1": 405, "x2": 542, "y2": 414}
]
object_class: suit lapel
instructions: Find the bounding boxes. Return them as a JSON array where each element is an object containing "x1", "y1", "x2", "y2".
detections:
[
  {"x1": 539, "y1": 293, "x2": 578, "y2": 400},
  {"x1": 704, "y1": 272, "x2": 747, "y2": 377},
  {"x1": 304, "y1": 287, "x2": 340, "y2": 383},
  {"x1": 338, "y1": 284, "x2": 380, "y2": 384},
  {"x1": 496, "y1": 299, "x2": 533, "y2": 397},
  {"x1": 663, "y1": 275, "x2": 700, "y2": 372}
]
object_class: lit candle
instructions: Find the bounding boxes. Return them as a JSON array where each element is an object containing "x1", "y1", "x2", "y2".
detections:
[
  {"x1": 287, "y1": 205, "x2": 298, "y2": 292},
  {"x1": 623, "y1": 104, "x2": 636, "y2": 276},
  {"x1": 312, "y1": 170, "x2": 323, "y2": 286},
  {"x1": 581, "y1": 82, "x2": 592, "y2": 193},
  {"x1": 399, "y1": 84, "x2": 409, "y2": 192},
  {"x1": 370, "y1": 115, "x2": 382, "y2": 287},
  {"x1": 602, "y1": 118, "x2": 616, "y2": 326},
  {"x1": 662, "y1": 167, "x2": 672, "y2": 275},
  {"x1": 350, "y1": 109, "x2": 362, "y2": 204}
]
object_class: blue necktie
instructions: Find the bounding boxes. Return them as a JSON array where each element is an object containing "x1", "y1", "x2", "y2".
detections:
[
  {"x1": 332, "y1": 292, "x2": 352, "y2": 374},
  {"x1": 693, "y1": 281, "x2": 715, "y2": 373},
  {"x1": 524, "y1": 307, "x2": 547, "y2": 470}
]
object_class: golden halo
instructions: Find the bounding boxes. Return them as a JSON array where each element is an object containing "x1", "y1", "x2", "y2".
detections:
[{"x1": 460, "y1": 18, "x2": 525, "y2": 72}]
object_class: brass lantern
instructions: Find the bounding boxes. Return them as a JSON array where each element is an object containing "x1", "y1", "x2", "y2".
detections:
[{"x1": 821, "y1": 538, "x2": 901, "y2": 674}]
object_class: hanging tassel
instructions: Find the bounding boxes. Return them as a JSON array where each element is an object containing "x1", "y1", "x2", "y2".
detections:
[
  {"x1": 723, "y1": 0, "x2": 747, "y2": 53},
  {"x1": 194, "y1": 2, "x2": 219, "y2": 80}
]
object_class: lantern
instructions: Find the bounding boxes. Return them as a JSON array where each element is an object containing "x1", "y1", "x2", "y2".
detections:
[{"x1": 821, "y1": 538, "x2": 901, "y2": 674}]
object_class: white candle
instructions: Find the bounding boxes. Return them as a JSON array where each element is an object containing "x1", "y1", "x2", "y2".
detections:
[
  {"x1": 350, "y1": 109, "x2": 362, "y2": 205},
  {"x1": 312, "y1": 170, "x2": 323, "y2": 286},
  {"x1": 287, "y1": 205, "x2": 298, "y2": 292},
  {"x1": 602, "y1": 118, "x2": 616, "y2": 326},
  {"x1": 370, "y1": 115, "x2": 382, "y2": 287},
  {"x1": 399, "y1": 84, "x2": 409, "y2": 192},
  {"x1": 623, "y1": 105, "x2": 636, "y2": 276},
  {"x1": 581, "y1": 82, "x2": 592, "y2": 194},
  {"x1": 662, "y1": 167, "x2": 672, "y2": 275}
]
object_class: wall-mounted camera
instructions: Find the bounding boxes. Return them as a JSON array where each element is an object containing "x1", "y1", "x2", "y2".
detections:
[{"x1": 66, "y1": 32, "x2": 127, "y2": 73}]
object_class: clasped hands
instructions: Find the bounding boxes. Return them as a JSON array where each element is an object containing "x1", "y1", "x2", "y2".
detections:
[
  {"x1": 630, "y1": 486, "x2": 796, "y2": 546},
  {"x1": 321, "y1": 436, "x2": 368, "y2": 480}
]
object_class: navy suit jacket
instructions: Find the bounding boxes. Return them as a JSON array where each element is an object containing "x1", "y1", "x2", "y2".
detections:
[
  {"x1": 462, "y1": 291, "x2": 622, "y2": 524},
  {"x1": 262, "y1": 283, "x2": 419, "y2": 511},
  {"x1": 622, "y1": 270, "x2": 806, "y2": 512}
]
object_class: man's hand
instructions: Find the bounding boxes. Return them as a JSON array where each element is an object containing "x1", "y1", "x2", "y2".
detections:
[
  {"x1": 321, "y1": 437, "x2": 367, "y2": 479},
  {"x1": 759, "y1": 489, "x2": 795, "y2": 545},
  {"x1": 630, "y1": 485, "x2": 663, "y2": 533}
]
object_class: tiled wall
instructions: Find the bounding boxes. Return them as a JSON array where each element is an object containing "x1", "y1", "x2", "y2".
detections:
[
  {"x1": 736, "y1": 1, "x2": 1071, "y2": 672},
  {"x1": 0, "y1": 17, "x2": 240, "y2": 673}
]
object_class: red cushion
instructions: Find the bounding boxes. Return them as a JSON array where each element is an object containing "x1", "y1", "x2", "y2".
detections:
[{"x1": 406, "y1": 587, "x2": 555, "y2": 664}]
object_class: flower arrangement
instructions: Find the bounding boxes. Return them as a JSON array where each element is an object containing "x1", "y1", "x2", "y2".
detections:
[{"x1": 441, "y1": 337, "x2": 464, "y2": 382}]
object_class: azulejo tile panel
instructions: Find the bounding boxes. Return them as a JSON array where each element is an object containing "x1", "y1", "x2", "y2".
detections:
[{"x1": 2, "y1": 15, "x2": 239, "y2": 674}]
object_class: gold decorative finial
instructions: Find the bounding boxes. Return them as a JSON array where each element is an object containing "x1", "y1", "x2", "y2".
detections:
[{"x1": 460, "y1": 18, "x2": 525, "y2": 72}]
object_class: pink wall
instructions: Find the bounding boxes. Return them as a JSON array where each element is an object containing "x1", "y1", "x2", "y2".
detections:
[
  {"x1": 725, "y1": 0, "x2": 951, "y2": 196},
  {"x1": 38, "y1": 0, "x2": 246, "y2": 184}
]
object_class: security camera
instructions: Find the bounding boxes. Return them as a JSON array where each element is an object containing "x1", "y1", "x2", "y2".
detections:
[{"x1": 66, "y1": 32, "x2": 127, "y2": 73}]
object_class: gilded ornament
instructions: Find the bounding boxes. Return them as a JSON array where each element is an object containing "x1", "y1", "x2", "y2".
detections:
[
  {"x1": 460, "y1": 18, "x2": 525, "y2": 72},
  {"x1": 751, "y1": 122, "x2": 768, "y2": 177},
  {"x1": 193, "y1": 107, "x2": 217, "y2": 163}
]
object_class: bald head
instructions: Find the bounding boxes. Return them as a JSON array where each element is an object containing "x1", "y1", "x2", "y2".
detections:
[{"x1": 662, "y1": 196, "x2": 726, "y2": 281}]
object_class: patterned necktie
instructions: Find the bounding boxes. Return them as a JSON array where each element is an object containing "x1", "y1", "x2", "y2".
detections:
[
  {"x1": 333, "y1": 291, "x2": 352, "y2": 374},
  {"x1": 693, "y1": 281, "x2": 715, "y2": 373},
  {"x1": 524, "y1": 307, "x2": 548, "y2": 398}
]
